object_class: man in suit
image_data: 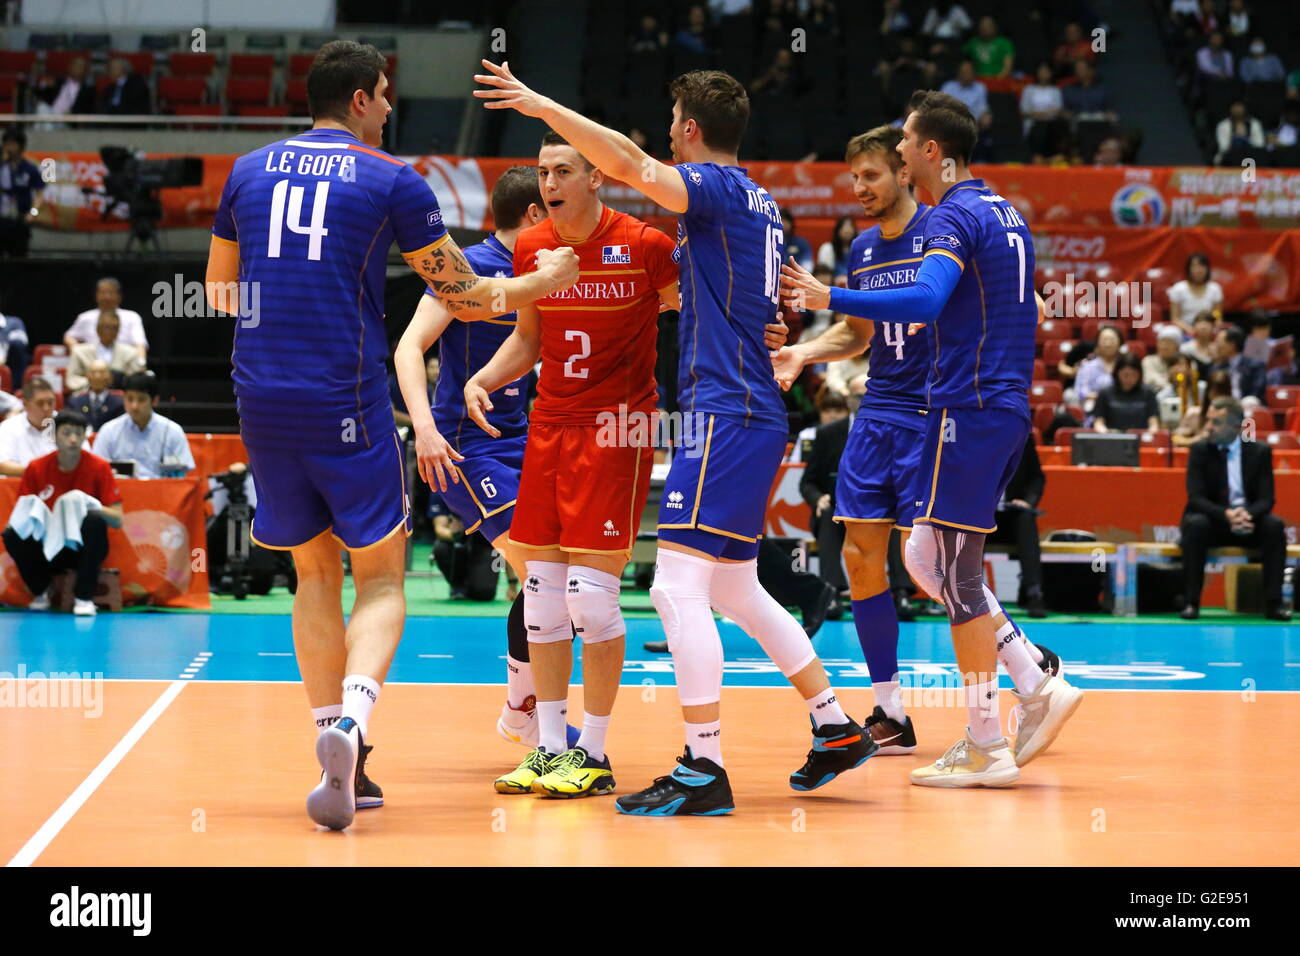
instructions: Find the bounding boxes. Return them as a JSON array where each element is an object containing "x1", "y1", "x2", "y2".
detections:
[
  {"x1": 988, "y1": 433, "x2": 1047, "y2": 617},
  {"x1": 98, "y1": 58, "x2": 151, "y2": 116},
  {"x1": 1180, "y1": 396, "x2": 1290, "y2": 620},
  {"x1": 66, "y1": 360, "x2": 125, "y2": 431},
  {"x1": 799, "y1": 391, "x2": 852, "y2": 598},
  {"x1": 1212, "y1": 325, "x2": 1267, "y2": 402},
  {"x1": 64, "y1": 313, "x2": 146, "y2": 391}
]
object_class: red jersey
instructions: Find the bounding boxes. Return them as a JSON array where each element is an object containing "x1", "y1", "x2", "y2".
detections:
[
  {"x1": 513, "y1": 206, "x2": 677, "y2": 425},
  {"x1": 18, "y1": 450, "x2": 122, "y2": 507}
]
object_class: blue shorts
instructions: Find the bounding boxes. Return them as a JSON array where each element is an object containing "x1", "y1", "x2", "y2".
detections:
[
  {"x1": 657, "y1": 414, "x2": 788, "y2": 560},
  {"x1": 245, "y1": 431, "x2": 410, "y2": 551},
  {"x1": 834, "y1": 414, "x2": 927, "y2": 530},
  {"x1": 913, "y1": 407, "x2": 1029, "y2": 533},
  {"x1": 438, "y1": 433, "x2": 526, "y2": 543}
]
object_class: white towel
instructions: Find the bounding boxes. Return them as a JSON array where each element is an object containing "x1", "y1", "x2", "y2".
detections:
[
  {"x1": 7, "y1": 494, "x2": 50, "y2": 540},
  {"x1": 6, "y1": 492, "x2": 102, "y2": 561}
]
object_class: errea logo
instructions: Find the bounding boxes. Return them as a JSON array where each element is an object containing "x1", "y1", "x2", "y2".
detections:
[
  {"x1": 525, "y1": 576, "x2": 540, "y2": 593},
  {"x1": 861, "y1": 246, "x2": 873, "y2": 262},
  {"x1": 665, "y1": 490, "x2": 685, "y2": 509},
  {"x1": 603, "y1": 519, "x2": 619, "y2": 537}
]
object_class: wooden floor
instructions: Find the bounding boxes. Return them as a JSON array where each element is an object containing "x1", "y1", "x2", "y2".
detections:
[{"x1": 6, "y1": 681, "x2": 1299, "y2": 866}]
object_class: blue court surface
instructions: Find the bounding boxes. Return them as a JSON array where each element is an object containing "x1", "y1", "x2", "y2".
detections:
[{"x1": 3, "y1": 612, "x2": 1297, "y2": 692}]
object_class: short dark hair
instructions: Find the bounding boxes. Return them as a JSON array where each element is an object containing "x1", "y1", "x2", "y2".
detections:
[
  {"x1": 1112, "y1": 351, "x2": 1143, "y2": 380},
  {"x1": 491, "y1": 165, "x2": 544, "y2": 230},
  {"x1": 844, "y1": 124, "x2": 904, "y2": 171},
  {"x1": 307, "y1": 40, "x2": 387, "y2": 122},
  {"x1": 815, "y1": 385, "x2": 849, "y2": 413},
  {"x1": 54, "y1": 409, "x2": 88, "y2": 432},
  {"x1": 1219, "y1": 325, "x2": 1246, "y2": 354},
  {"x1": 907, "y1": 90, "x2": 978, "y2": 165},
  {"x1": 2, "y1": 125, "x2": 25, "y2": 149},
  {"x1": 22, "y1": 376, "x2": 54, "y2": 400},
  {"x1": 123, "y1": 371, "x2": 159, "y2": 398},
  {"x1": 1185, "y1": 252, "x2": 1211, "y2": 281},
  {"x1": 539, "y1": 130, "x2": 593, "y2": 170},
  {"x1": 1210, "y1": 395, "x2": 1244, "y2": 425},
  {"x1": 668, "y1": 70, "x2": 749, "y2": 154}
]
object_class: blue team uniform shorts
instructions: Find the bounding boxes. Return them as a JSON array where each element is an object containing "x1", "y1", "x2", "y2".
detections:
[
  {"x1": 245, "y1": 430, "x2": 410, "y2": 551},
  {"x1": 437, "y1": 432, "x2": 526, "y2": 543},
  {"x1": 834, "y1": 414, "x2": 927, "y2": 530},
  {"x1": 912, "y1": 406, "x2": 1030, "y2": 533},
  {"x1": 657, "y1": 414, "x2": 788, "y2": 561}
]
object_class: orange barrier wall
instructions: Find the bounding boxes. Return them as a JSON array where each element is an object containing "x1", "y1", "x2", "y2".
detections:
[{"x1": 0, "y1": 477, "x2": 209, "y2": 609}]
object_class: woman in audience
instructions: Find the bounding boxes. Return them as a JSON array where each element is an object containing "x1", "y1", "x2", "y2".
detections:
[
  {"x1": 1166, "y1": 253, "x2": 1223, "y2": 336},
  {"x1": 1142, "y1": 325, "x2": 1184, "y2": 391},
  {"x1": 1072, "y1": 324, "x2": 1124, "y2": 408},
  {"x1": 1020, "y1": 62, "x2": 1067, "y2": 162},
  {"x1": 1092, "y1": 353, "x2": 1160, "y2": 432},
  {"x1": 816, "y1": 216, "x2": 859, "y2": 277}
]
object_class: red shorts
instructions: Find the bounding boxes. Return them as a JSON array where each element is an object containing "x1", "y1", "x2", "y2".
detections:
[{"x1": 509, "y1": 422, "x2": 654, "y2": 555}]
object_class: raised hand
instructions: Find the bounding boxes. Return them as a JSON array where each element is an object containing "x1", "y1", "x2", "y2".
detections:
[{"x1": 473, "y1": 60, "x2": 551, "y2": 117}]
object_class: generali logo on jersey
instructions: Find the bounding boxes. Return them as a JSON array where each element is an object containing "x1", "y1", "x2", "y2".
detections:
[{"x1": 601, "y1": 244, "x2": 631, "y2": 264}]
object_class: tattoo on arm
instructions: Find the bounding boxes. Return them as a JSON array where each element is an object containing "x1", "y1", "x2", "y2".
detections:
[{"x1": 410, "y1": 243, "x2": 488, "y2": 315}]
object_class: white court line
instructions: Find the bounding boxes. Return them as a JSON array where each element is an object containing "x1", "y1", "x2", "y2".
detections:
[
  {"x1": 1207, "y1": 662, "x2": 1243, "y2": 666},
  {"x1": 257, "y1": 652, "x2": 293, "y2": 657},
  {"x1": 6, "y1": 679, "x2": 189, "y2": 867},
  {"x1": 417, "y1": 654, "x2": 454, "y2": 659}
]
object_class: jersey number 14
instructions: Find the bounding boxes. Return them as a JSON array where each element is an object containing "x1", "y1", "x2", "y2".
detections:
[{"x1": 267, "y1": 179, "x2": 330, "y2": 261}]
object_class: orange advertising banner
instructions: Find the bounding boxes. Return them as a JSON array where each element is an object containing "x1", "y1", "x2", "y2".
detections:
[{"x1": 0, "y1": 477, "x2": 210, "y2": 609}]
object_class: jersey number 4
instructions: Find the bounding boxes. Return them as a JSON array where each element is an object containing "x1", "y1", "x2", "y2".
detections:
[
  {"x1": 881, "y1": 322, "x2": 907, "y2": 360},
  {"x1": 268, "y1": 179, "x2": 330, "y2": 260}
]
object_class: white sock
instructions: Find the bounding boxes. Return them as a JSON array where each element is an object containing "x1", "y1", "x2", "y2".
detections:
[
  {"x1": 965, "y1": 678, "x2": 1001, "y2": 746},
  {"x1": 986, "y1": 585, "x2": 1044, "y2": 663},
  {"x1": 873, "y1": 681, "x2": 905, "y2": 722},
  {"x1": 537, "y1": 698, "x2": 568, "y2": 754},
  {"x1": 311, "y1": 703, "x2": 342, "y2": 736},
  {"x1": 996, "y1": 620, "x2": 1046, "y2": 695},
  {"x1": 1023, "y1": 636, "x2": 1044, "y2": 664},
  {"x1": 341, "y1": 674, "x2": 380, "y2": 739},
  {"x1": 577, "y1": 711, "x2": 610, "y2": 760},
  {"x1": 806, "y1": 687, "x2": 848, "y2": 727},
  {"x1": 686, "y1": 719, "x2": 723, "y2": 766},
  {"x1": 506, "y1": 655, "x2": 535, "y2": 710}
]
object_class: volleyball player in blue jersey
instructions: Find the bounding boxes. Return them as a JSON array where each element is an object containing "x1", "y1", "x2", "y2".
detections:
[
  {"x1": 476, "y1": 61, "x2": 875, "y2": 815},
  {"x1": 205, "y1": 42, "x2": 577, "y2": 830},
  {"x1": 781, "y1": 92, "x2": 1082, "y2": 788}
]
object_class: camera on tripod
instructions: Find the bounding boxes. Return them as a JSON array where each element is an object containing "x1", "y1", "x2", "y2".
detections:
[{"x1": 85, "y1": 147, "x2": 203, "y2": 251}]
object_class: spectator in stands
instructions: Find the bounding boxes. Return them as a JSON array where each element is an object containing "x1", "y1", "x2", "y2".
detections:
[
  {"x1": 64, "y1": 312, "x2": 147, "y2": 392},
  {"x1": 1143, "y1": 325, "x2": 1186, "y2": 391},
  {"x1": 1194, "y1": 0, "x2": 1220, "y2": 36},
  {"x1": 429, "y1": 493, "x2": 497, "y2": 601},
  {"x1": 92, "y1": 371, "x2": 195, "y2": 479},
  {"x1": 33, "y1": 55, "x2": 96, "y2": 118},
  {"x1": 750, "y1": 48, "x2": 800, "y2": 99},
  {"x1": 780, "y1": 206, "x2": 814, "y2": 270},
  {"x1": 1211, "y1": 324, "x2": 1267, "y2": 402},
  {"x1": 98, "y1": 57, "x2": 151, "y2": 115},
  {"x1": 1179, "y1": 396, "x2": 1290, "y2": 620},
  {"x1": 1182, "y1": 314, "x2": 1218, "y2": 372},
  {"x1": 1168, "y1": 252, "x2": 1223, "y2": 335},
  {"x1": 1266, "y1": 338, "x2": 1300, "y2": 386},
  {"x1": 941, "y1": 60, "x2": 991, "y2": 126},
  {"x1": 1156, "y1": 352, "x2": 1201, "y2": 427},
  {"x1": 2, "y1": 409, "x2": 122, "y2": 615},
  {"x1": 0, "y1": 127, "x2": 45, "y2": 259},
  {"x1": 1174, "y1": 368, "x2": 1232, "y2": 446},
  {"x1": 1225, "y1": 0, "x2": 1251, "y2": 46},
  {"x1": 823, "y1": 325, "x2": 870, "y2": 399},
  {"x1": 921, "y1": 1, "x2": 973, "y2": 59},
  {"x1": 801, "y1": 265, "x2": 838, "y2": 339},
  {"x1": 0, "y1": 377, "x2": 56, "y2": 476},
  {"x1": 1073, "y1": 324, "x2": 1125, "y2": 407},
  {"x1": 1195, "y1": 30, "x2": 1235, "y2": 82},
  {"x1": 799, "y1": 387, "x2": 851, "y2": 600},
  {"x1": 1, "y1": 386, "x2": 19, "y2": 417},
  {"x1": 816, "y1": 215, "x2": 858, "y2": 276},
  {"x1": 1093, "y1": 353, "x2": 1161, "y2": 432},
  {"x1": 1092, "y1": 136, "x2": 1125, "y2": 165},
  {"x1": 629, "y1": 13, "x2": 668, "y2": 53},
  {"x1": 673, "y1": 4, "x2": 713, "y2": 54},
  {"x1": 805, "y1": 0, "x2": 838, "y2": 36},
  {"x1": 1215, "y1": 100, "x2": 1266, "y2": 164},
  {"x1": 1239, "y1": 38, "x2": 1285, "y2": 85},
  {"x1": 1243, "y1": 312, "x2": 1273, "y2": 363},
  {"x1": 1057, "y1": 337, "x2": 1095, "y2": 388},
  {"x1": 0, "y1": 310, "x2": 30, "y2": 382},
  {"x1": 989, "y1": 433, "x2": 1047, "y2": 617},
  {"x1": 964, "y1": 15, "x2": 1014, "y2": 78},
  {"x1": 1053, "y1": 22, "x2": 1097, "y2": 76},
  {"x1": 64, "y1": 278, "x2": 149, "y2": 361},
  {"x1": 1063, "y1": 59, "x2": 1116, "y2": 123},
  {"x1": 1271, "y1": 101, "x2": 1299, "y2": 150},
  {"x1": 879, "y1": 0, "x2": 910, "y2": 37},
  {"x1": 1021, "y1": 62, "x2": 1068, "y2": 162},
  {"x1": 66, "y1": 360, "x2": 125, "y2": 432}
]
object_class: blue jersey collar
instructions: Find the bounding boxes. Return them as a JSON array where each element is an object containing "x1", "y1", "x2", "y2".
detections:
[{"x1": 937, "y1": 178, "x2": 987, "y2": 204}]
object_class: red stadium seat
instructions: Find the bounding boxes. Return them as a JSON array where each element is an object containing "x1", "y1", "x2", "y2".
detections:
[
  {"x1": 1131, "y1": 323, "x2": 1158, "y2": 346},
  {"x1": 0, "y1": 365, "x2": 11, "y2": 392},
  {"x1": 1124, "y1": 340, "x2": 1147, "y2": 358},
  {"x1": 1030, "y1": 380, "x2": 1062, "y2": 404},
  {"x1": 159, "y1": 74, "x2": 208, "y2": 110},
  {"x1": 1266, "y1": 385, "x2": 1300, "y2": 410},
  {"x1": 1030, "y1": 426, "x2": 1043, "y2": 446},
  {"x1": 1066, "y1": 404, "x2": 1084, "y2": 422},
  {"x1": 1054, "y1": 427, "x2": 1084, "y2": 447},
  {"x1": 286, "y1": 78, "x2": 309, "y2": 113},
  {"x1": 1081, "y1": 318, "x2": 1109, "y2": 342},
  {"x1": 1041, "y1": 339, "x2": 1075, "y2": 366},
  {"x1": 1128, "y1": 428, "x2": 1172, "y2": 450},
  {"x1": 0, "y1": 73, "x2": 22, "y2": 107},
  {"x1": 1173, "y1": 447, "x2": 1190, "y2": 468},
  {"x1": 110, "y1": 51, "x2": 156, "y2": 77},
  {"x1": 1032, "y1": 403, "x2": 1056, "y2": 433},
  {"x1": 226, "y1": 76, "x2": 271, "y2": 108},
  {"x1": 1130, "y1": 302, "x2": 1163, "y2": 332},
  {"x1": 168, "y1": 52, "x2": 216, "y2": 76},
  {"x1": 288, "y1": 53, "x2": 316, "y2": 78},
  {"x1": 1037, "y1": 319, "x2": 1071, "y2": 340},
  {"x1": 385, "y1": 54, "x2": 398, "y2": 77},
  {"x1": 1287, "y1": 407, "x2": 1300, "y2": 433},
  {"x1": 1032, "y1": 359, "x2": 1045, "y2": 381},
  {"x1": 229, "y1": 54, "x2": 276, "y2": 77},
  {"x1": 0, "y1": 51, "x2": 37, "y2": 73},
  {"x1": 1266, "y1": 432, "x2": 1300, "y2": 450},
  {"x1": 1247, "y1": 407, "x2": 1274, "y2": 435},
  {"x1": 31, "y1": 344, "x2": 68, "y2": 367},
  {"x1": 43, "y1": 50, "x2": 90, "y2": 76}
]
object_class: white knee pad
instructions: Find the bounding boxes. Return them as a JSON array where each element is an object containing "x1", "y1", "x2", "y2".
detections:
[
  {"x1": 905, "y1": 526, "x2": 944, "y2": 602},
  {"x1": 564, "y1": 566, "x2": 625, "y2": 644},
  {"x1": 524, "y1": 561, "x2": 571, "y2": 644},
  {"x1": 649, "y1": 549, "x2": 722, "y2": 707},
  {"x1": 710, "y1": 559, "x2": 816, "y2": 678}
]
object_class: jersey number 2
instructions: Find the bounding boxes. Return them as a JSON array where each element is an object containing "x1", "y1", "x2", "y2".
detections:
[
  {"x1": 268, "y1": 179, "x2": 330, "y2": 261},
  {"x1": 563, "y1": 329, "x2": 590, "y2": 379}
]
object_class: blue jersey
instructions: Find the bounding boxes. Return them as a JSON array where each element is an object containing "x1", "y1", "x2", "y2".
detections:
[
  {"x1": 212, "y1": 126, "x2": 448, "y2": 449},
  {"x1": 674, "y1": 163, "x2": 787, "y2": 432},
  {"x1": 427, "y1": 234, "x2": 530, "y2": 450},
  {"x1": 848, "y1": 202, "x2": 933, "y2": 433},
  {"x1": 921, "y1": 178, "x2": 1036, "y2": 415}
]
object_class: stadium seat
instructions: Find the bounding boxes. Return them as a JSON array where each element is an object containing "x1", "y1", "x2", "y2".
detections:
[
  {"x1": 285, "y1": 78, "x2": 309, "y2": 113},
  {"x1": 27, "y1": 33, "x2": 68, "y2": 51},
  {"x1": 288, "y1": 53, "x2": 315, "y2": 78},
  {"x1": 1265, "y1": 432, "x2": 1300, "y2": 450},
  {"x1": 1132, "y1": 323, "x2": 1158, "y2": 347},
  {"x1": 1065, "y1": 404, "x2": 1085, "y2": 422},
  {"x1": 110, "y1": 51, "x2": 156, "y2": 77},
  {"x1": 1247, "y1": 407, "x2": 1274, "y2": 434},
  {"x1": 229, "y1": 54, "x2": 275, "y2": 78},
  {"x1": 43, "y1": 50, "x2": 92, "y2": 76},
  {"x1": 139, "y1": 33, "x2": 180, "y2": 52},
  {"x1": 1287, "y1": 407, "x2": 1300, "y2": 433},
  {"x1": 71, "y1": 33, "x2": 111, "y2": 51},
  {"x1": 1128, "y1": 429, "x2": 1172, "y2": 450},
  {"x1": 1124, "y1": 340, "x2": 1148, "y2": 358},
  {"x1": 1030, "y1": 380, "x2": 1063, "y2": 404},
  {"x1": 1041, "y1": 339, "x2": 1075, "y2": 366},
  {"x1": 31, "y1": 344, "x2": 67, "y2": 366},
  {"x1": 0, "y1": 365, "x2": 11, "y2": 392},
  {"x1": 1266, "y1": 385, "x2": 1300, "y2": 410},
  {"x1": 1033, "y1": 359, "x2": 1045, "y2": 381},
  {"x1": 159, "y1": 75, "x2": 208, "y2": 111},
  {"x1": 168, "y1": 53, "x2": 217, "y2": 77},
  {"x1": 385, "y1": 55, "x2": 398, "y2": 78},
  {"x1": 1054, "y1": 427, "x2": 1084, "y2": 447},
  {"x1": 1032, "y1": 403, "x2": 1056, "y2": 433},
  {"x1": 0, "y1": 74, "x2": 20, "y2": 111},
  {"x1": 226, "y1": 76, "x2": 272, "y2": 109},
  {"x1": 0, "y1": 51, "x2": 37, "y2": 74},
  {"x1": 1037, "y1": 319, "x2": 1071, "y2": 340}
]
